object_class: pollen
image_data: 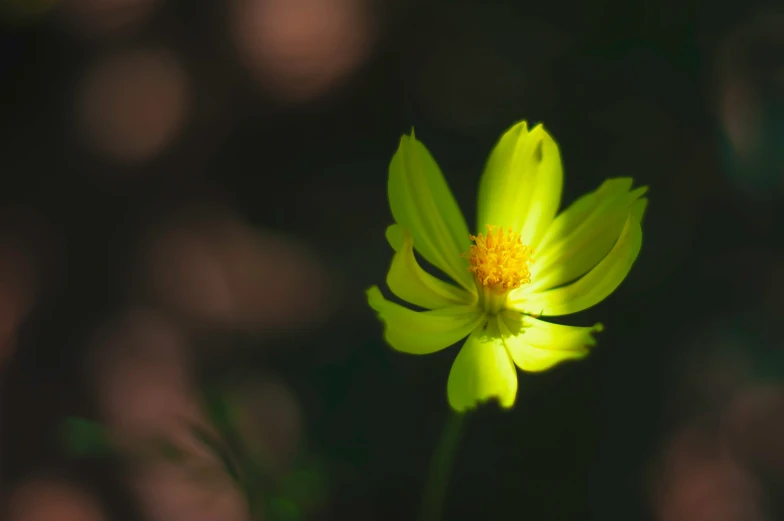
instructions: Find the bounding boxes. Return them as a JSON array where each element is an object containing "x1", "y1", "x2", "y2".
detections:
[{"x1": 464, "y1": 225, "x2": 532, "y2": 293}]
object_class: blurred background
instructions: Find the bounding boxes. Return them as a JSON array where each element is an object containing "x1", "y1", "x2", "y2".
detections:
[{"x1": 1, "y1": 0, "x2": 783, "y2": 520}]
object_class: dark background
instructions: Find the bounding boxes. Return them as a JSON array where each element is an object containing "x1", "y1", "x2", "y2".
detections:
[{"x1": 1, "y1": 0, "x2": 784, "y2": 520}]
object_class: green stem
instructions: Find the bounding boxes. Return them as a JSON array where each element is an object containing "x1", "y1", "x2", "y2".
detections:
[{"x1": 420, "y1": 411, "x2": 467, "y2": 521}]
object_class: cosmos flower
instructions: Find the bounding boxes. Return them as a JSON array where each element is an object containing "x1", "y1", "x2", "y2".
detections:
[{"x1": 367, "y1": 121, "x2": 647, "y2": 412}]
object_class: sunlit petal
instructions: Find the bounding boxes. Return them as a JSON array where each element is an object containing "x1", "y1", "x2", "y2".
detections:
[
  {"x1": 447, "y1": 322, "x2": 517, "y2": 412},
  {"x1": 367, "y1": 286, "x2": 484, "y2": 355},
  {"x1": 386, "y1": 226, "x2": 475, "y2": 309},
  {"x1": 385, "y1": 223, "x2": 405, "y2": 251},
  {"x1": 498, "y1": 312, "x2": 600, "y2": 372},
  {"x1": 388, "y1": 134, "x2": 474, "y2": 290},
  {"x1": 525, "y1": 179, "x2": 647, "y2": 293},
  {"x1": 476, "y1": 121, "x2": 563, "y2": 248},
  {"x1": 512, "y1": 210, "x2": 643, "y2": 316}
]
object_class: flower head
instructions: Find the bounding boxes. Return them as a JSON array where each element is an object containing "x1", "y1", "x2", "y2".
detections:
[
  {"x1": 466, "y1": 225, "x2": 532, "y2": 293},
  {"x1": 368, "y1": 122, "x2": 647, "y2": 412}
]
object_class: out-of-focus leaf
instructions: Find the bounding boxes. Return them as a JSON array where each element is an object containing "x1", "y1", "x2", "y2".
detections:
[
  {"x1": 196, "y1": 385, "x2": 332, "y2": 519},
  {"x1": 187, "y1": 462, "x2": 239, "y2": 487},
  {"x1": 132, "y1": 435, "x2": 188, "y2": 464},
  {"x1": 267, "y1": 497, "x2": 301, "y2": 521},
  {"x1": 281, "y1": 464, "x2": 329, "y2": 510},
  {"x1": 202, "y1": 386, "x2": 235, "y2": 440},
  {"x1": 60, "y1": 417, "x2": 114, "y2": 458},
  {"x1": 190, "y1": 422, "x2": 242, "y2": 483}
]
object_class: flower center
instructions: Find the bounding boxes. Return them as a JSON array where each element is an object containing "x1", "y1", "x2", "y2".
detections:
[{"x1": 464, "y1": 225, "x2": 532, "y2": 313}]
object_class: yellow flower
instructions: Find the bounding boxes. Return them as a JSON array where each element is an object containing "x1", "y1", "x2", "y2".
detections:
[{"x1": 367, "y1": 121, "x2": 647, "y2": 412}]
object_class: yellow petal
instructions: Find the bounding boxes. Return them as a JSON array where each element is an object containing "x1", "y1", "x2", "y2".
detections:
[
  {"x1": 526, "y1": 179, "x2": 648, "y2": 293},
  {"x1": 536, "y1": 178, "x2": 633, "y2": 251},
  {"x1": 476, "y1": 121, "x2": 563, "y2": 248},
  {"x1": 512, "y1": 210, "x2": 643, "y2": 316},
  {"x1": 388, "y1": 134, "x2": 474, "y2": 290},
  {"x1": 497, "y1": 312, "x2": 600, "y2": 372},
  {"x1": 446, "y1": 323, "x2": 518, "y2": 412},
  {"x1": 385, "y1": 223, "x2": 405, "y2": 251},
  {"x1": 367, "y1": 286, "x2": 484, "y2": 355},
  {"x1": 386, "y1": 227, "x2": 475, "y2": 309}
]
